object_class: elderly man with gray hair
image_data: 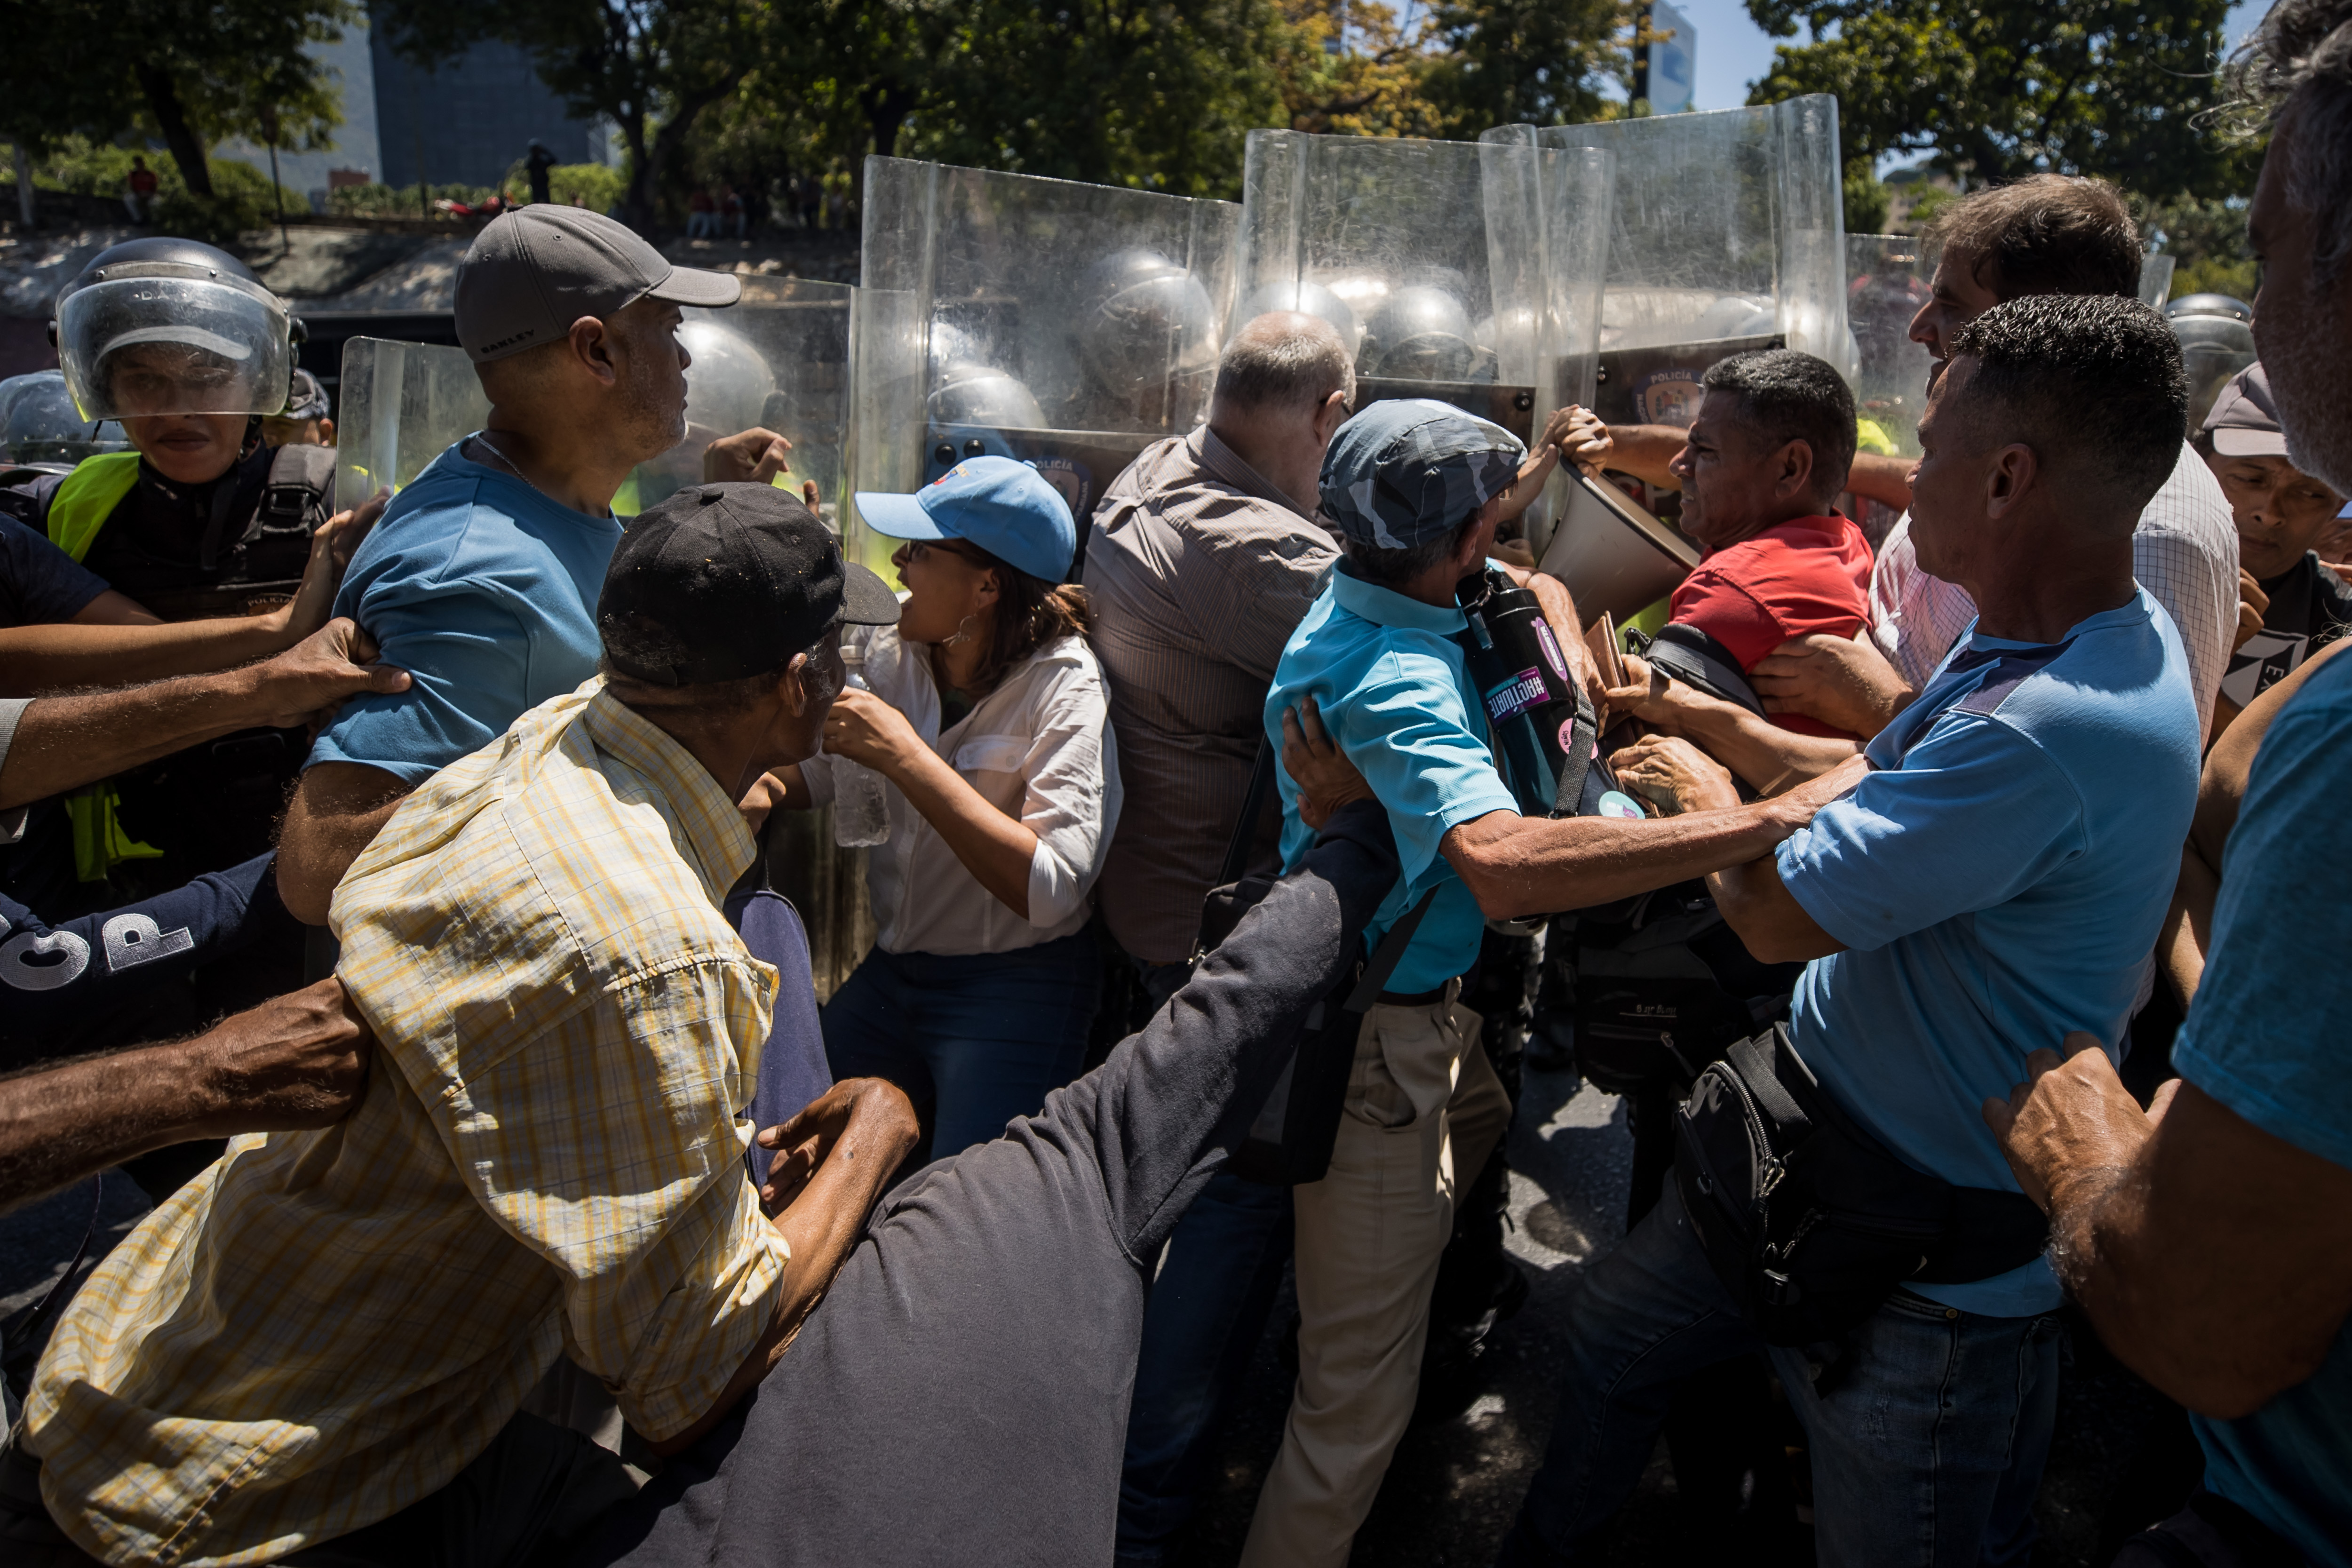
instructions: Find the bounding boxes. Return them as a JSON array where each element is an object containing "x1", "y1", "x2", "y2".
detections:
[{"x1": 1084, "y1": 310, "x2": 1354, "y2": 1563}]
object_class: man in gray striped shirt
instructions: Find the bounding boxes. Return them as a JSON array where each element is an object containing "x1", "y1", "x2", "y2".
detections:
[
  {"x1": 1082, "y1": 312, "x2": 1351, "y2": 1565},
  {"x1": 1084, "y1": 313, "x2": 1351, "y2": 990}
]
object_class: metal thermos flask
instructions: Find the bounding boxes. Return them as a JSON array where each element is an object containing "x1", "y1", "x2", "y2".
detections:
[{"x1": 1455, "y1": 567, "x2": 1588, "y2": 818}]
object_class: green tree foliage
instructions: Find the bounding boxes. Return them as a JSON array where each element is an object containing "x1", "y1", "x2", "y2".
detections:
[
  {"x1": 1744, "y1": 0, "x2": 2252, "y2": 202},
  {"x1": 0, "y1": 0, "x2": 353, "y2": 202},
  {"x1": 1420, "y1": 0, "x2": 1630, "y2": 136},
  {"x1": 2137, "y1": 195, "x2": 2259, "y2": 300}
]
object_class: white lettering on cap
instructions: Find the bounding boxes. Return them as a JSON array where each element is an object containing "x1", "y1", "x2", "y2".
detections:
[
  {"x1": 103, "y1": 913, "x2": 196, "y2": 972},
  {"x1": 0, "y1": 929, "x2": 90, "y2": 991}
]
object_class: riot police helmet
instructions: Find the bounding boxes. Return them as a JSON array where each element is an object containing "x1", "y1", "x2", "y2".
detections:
[
  {"x1": 1075, "y1": 248, "x2": 1220, "y2": 399},
  {"x1": 678, "y1": 317, "x2": 778, "y2": 437},
  {"x1": 0, "y1": 369, "x2": 132, "y2": 466},
  {"x1": 1361, "y1": 285, "x2": 1478, "y2": 381},
  {"x1": 50, "y1": 236, "x2": 297, "y2": 423}
]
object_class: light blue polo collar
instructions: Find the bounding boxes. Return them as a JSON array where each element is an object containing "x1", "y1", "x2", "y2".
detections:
[{"x1": 1329, "y1": 558, "x2": 1468, "y2": 635}]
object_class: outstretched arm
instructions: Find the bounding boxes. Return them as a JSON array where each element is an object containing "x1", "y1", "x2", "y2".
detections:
[
  {"x1": 0, "y1": 979, "x2": 372, "y2": 1213},
  {"x1": 652, "y1": 1075, "x2": 921, "y2": 1457},
  {"x1": 0, "y1": 492, "x2": 387, "y2": 694},
  {"x1": 1605, "y1": 652, "x2": 1859, "y2": 791},
  {"x1": 0, "y1": 619, "x2": 411, "y2": 812}
]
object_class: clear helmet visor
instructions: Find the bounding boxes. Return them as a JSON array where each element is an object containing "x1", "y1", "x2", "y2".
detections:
[{"x1": 56, "y1": 273, "x2": 292, "y2": 421}]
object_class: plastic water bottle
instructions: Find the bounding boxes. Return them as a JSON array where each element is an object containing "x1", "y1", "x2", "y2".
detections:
[{"x1": 831, "y1": 647, "x2": 892, "y2": 848}]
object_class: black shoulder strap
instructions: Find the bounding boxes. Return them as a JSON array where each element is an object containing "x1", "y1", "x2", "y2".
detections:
[
  {"x1": 1553, "y1": 685, "x2": 1597, "y2": 816},
  {"x1": 1342, "y1": 887, "x2": 1441, "y2": 1012},
  {"x1": 1218, "y1": 734, "x2": 1278, "y2": 887},
  {"x1": 260, "y1": 443, "x2": 337, "y2": 531}
]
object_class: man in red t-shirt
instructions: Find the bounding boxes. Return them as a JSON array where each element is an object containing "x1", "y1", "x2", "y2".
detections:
[{"x1": 1660, "y1": 349, "x2": 1872, "y2": 737}]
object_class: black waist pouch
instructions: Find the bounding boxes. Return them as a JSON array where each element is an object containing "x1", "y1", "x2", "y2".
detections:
[{"x1": 1673, "y1": 1026, "x2": 2050, "y2": 1348}]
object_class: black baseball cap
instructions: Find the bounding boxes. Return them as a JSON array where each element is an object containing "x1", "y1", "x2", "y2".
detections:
[{"x1": 598, "y1": 482, "x2": 899, "y2": 687}]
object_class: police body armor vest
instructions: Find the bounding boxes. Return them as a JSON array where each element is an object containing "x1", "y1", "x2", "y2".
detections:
[
  {"x1": 11, "y1": 446, "x2": 337, "y2": 885},
  {"x1": 51, "y1": 444, "x2": 336, "y2": 621}
]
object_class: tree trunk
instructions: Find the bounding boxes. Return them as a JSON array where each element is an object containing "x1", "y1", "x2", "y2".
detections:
[
  {"x1": 134, "y1": 64, "x2": 211, "y2": 197},
  {"x1": 622, "y1": 112, "x2": 654, "y2": 233},
  {"x1": 14, "y1": 141, "x2": 37, "y2": 230}
]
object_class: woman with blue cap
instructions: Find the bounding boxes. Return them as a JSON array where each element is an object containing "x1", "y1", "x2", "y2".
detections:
[{"x1": 779, "y1": 456, "x2": 1121, "y2": 1165}]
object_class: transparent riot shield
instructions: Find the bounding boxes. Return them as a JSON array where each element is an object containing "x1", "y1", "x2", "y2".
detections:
[
  {"x1": 624, "y1": 277, "x2": 861, "y2": 525},
  {"x1": 1845, "y1": 233, "x2": 1935, "y2": 457},
  {"x1": 1486, "y1": 95, "x2": 1851, "y2": 398},
  {"x1": 852, "y1": 156, "x2": 1241, "y2": 577},
  {"x1": 2139, "y1": 254, "x2": 2177, "y2": 309},
  {"x1": 333, "y1": 337, "x2": 490, "y2": 510},
  {"x1": 2167, "y1": 294, "x2": 2258, "y2": 434},
  {"x1": 1239, "y1": 128, "x2": 1614, "y2": 564}
]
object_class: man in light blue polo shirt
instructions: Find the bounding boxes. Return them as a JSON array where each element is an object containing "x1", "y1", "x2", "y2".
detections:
[
  {"x1": 1245, "y1": 401, "x2": 1874, "y2": 1568},
  {"x1": 272, "y1": 206, "x2": 768, "y2": 924},
  {"x1": 1496, "y1": 296, "x2": 2202, "y2": 1567},
  {"x1": 1989, "y1": 41, "x2": 2352, "y2": 1564}
]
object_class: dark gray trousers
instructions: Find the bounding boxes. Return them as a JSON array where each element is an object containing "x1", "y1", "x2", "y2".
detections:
[{"x1": 570, "y1": 802, "x2": 1399, "y2": 1568}]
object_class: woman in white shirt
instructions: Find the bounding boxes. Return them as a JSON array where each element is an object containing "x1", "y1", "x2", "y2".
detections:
[{"x1": 787, "y1": 458, "x2": 1121, "y2": 1162}]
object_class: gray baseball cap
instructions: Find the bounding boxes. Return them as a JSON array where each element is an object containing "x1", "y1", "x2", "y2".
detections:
[
  {"x1": 454, "y1": 207, "x2": 742, "y2": 363},
  {"x1": 1320, "y1": 398, "x2": 1525, "y2": 550},
  {"x1": 2202, "y1": 363, "x2": 2287, "y2": 458}
]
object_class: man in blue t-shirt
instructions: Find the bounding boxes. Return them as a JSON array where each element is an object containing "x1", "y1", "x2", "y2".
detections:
[
  {"x1": 1495, "y1": 296, "x2": 2203, "y2": 1568},
  {"x1": 273, "y1": 206, "x2": 789, "y2": 924},
  {"x1": 1244, "y1": 400, "x2": 1869, "y2": 1568},
  {"x1": 1990, "y1": 35, "x2": 2352, "y2": 1565}
]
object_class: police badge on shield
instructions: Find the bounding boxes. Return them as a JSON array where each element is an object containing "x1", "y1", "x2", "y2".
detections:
[{"x1": 1635, "y1": 368, "x2": 1705, "y2": 428}]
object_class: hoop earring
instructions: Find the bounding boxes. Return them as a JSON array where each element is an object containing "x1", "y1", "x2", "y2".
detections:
[{"x1": 945, "y1": 613, "x2": 977, "y2": 648}]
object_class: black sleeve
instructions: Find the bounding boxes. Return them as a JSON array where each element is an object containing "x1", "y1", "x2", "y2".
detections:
[
  {"x1": 0, "y1": 509, "x2": 110, "y2": 630},
  {"x1": 2312, "y1": 556, "x2": 2352, "y2": 652}
]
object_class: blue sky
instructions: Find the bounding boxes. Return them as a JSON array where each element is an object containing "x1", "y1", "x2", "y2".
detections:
[{"x1": 1664, "y1": 0, "x2": 2274, "y2": 130}]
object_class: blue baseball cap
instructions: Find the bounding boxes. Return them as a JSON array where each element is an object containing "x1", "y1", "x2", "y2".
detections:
[{"x1": 856, "y1": 456, "x2": 1076, "y2": 583}]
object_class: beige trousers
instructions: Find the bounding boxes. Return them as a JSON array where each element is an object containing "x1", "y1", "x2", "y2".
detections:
[{"x1": 1239, "y1": 982, "x2": 1513, "y2": 1568}]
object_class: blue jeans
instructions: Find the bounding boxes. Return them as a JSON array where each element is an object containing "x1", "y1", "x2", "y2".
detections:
[
  {"x1": 1112, "y1": 949, "x2": 1295, "y2": 1564},
  {"x1": 1117, "y1": 1166, "x2": 1293, "y2": 1564},
  {"x1": 823, "y1": 928, "x2": 1100, "y2": 1162},
  {"x1": 1494, "y1": 1183, "x2": 2062, "y2": 1568}
]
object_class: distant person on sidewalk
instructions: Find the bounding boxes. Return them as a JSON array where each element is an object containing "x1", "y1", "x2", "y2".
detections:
[
  {"x1": 525, "y1": 140, "x2": 558, "y2": 207},
  {"x1": 122, "y1": 158, "x2": 158, "y2": 225}
]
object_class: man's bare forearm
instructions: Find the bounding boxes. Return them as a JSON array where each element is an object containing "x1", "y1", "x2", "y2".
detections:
[
  {"x1": 1845, "y1": 450, "x2": 1917, "y2": 509},
  {"x1": 0, "y1": 1041, "x2": 223, "y2": 1211},
  {"x1": 1661, "y1": 688, "x2": 1860, "y2": 793},
  {"x1": 1447, "y1": 797, "x2": 1811, "y2": 919},
  {"x1": 651, "y1": 1086, "x2": 915, "y2": 1457},
  {"x1": 0, "y1": 666, "x2": 281, "y2": 809},
  {"x1": 0, "y1": 977, "x2": 369, "y2": 1213},
  {"x1": 0, "y1": 612, "x2": 298, "y2": 697}
]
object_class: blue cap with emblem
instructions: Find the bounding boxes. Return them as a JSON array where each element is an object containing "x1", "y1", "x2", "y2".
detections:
[
  {"x1": 1319, "y1": 398, "x2": 1526, "y2": 551},
  {"x1": 856, "y1": 455, "x2": 1077, "y2": 583}
]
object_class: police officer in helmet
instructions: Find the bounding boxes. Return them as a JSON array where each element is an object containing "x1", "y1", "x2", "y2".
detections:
[
  {"x1": 0, "y1": 237, "x2": 380, "y2": 896},
  {"x1": 0, "y1": 236, "x2": 342, "y2": 621}
]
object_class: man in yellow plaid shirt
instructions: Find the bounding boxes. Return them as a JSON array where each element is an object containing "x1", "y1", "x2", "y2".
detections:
[{"x1": 7, "y1": 483, "x2": 912, "y2": 1567}]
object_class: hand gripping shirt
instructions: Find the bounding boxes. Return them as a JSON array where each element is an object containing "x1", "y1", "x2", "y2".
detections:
[{"x1": 25, "y1": 682, "x2": 787, "y2": 1565}]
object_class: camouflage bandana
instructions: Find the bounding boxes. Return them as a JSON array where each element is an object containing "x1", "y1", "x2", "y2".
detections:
[{"x1": 1319, "y1": 398, "x2": 1526, "y2": 550}]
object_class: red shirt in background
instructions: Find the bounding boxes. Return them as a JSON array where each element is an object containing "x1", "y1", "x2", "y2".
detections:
[{"x1": 1668, "y1": 512, "x2": 1874, "y2": 738}]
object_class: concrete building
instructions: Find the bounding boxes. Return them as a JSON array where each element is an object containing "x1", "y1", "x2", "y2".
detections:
[{"x1": 213, "y1": 12, "x2": 612, "y2": 210}]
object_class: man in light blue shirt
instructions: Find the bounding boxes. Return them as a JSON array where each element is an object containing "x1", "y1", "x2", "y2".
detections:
[
  {"x1": 1245, "y1": 401, "x2": 1873, "y2": 1568},
  {"x1": 1497, "y1": 296, "x2": 2202, "y2": 1567},
  {"x1": 1989, "y1": 42, "x2": 2352, "y2": 1565},
  {"x1": 272, "y1": 206, "x2": 774, "y2": 924}
]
